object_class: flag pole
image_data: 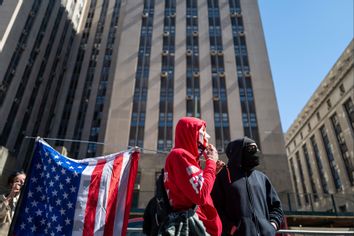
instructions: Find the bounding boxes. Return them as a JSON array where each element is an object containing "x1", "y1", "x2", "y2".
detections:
[
  {"x1": 24, "y1": 136, "x2": 174, "y2": 154},
  {"x1": 7, "y1": 137, "x2": 40, "y2": 236},
  {"x1": 23, "y1": 136, "x2": 226, "y2": 158}
]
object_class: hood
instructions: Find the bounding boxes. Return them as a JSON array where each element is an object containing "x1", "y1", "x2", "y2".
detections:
[
  {"x1": 225, "y1": 137, "x2": 255, "y2": 168},
  {"x1": 174, "y1": 117, "x2": 206, "y2": 158}
]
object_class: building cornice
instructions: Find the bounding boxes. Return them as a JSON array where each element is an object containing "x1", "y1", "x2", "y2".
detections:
[{"x1": 285, "y1": 39, "x2": 354, "y2": 144}]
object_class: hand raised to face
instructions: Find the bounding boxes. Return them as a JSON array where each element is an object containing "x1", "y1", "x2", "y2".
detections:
[{"x1": 205, "y1": 144, "x2": 219, "y2": 162}]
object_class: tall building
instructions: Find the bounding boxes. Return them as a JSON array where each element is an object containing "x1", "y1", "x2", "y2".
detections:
[
  {"x1": 1, "y1": 0, "x2": 290, "y2": 207},
  {"x1": 0, "y1": 0, "x2": 85, "y2": 186},
  {"x1": 285, "y1": 40, "x2": 354, "y2": 212}
]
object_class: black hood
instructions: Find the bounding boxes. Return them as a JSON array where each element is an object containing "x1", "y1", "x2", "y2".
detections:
[{"x1": 225, "y1": 137, "x2": 256, "y2": 168}]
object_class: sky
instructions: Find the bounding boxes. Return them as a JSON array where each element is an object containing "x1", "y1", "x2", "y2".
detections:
[{"x1": 258, "y1": 0, "x2": 353, "y2": 132}]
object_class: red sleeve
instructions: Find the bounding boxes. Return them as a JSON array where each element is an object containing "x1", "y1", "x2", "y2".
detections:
[{"x1": 167, "y1": 150, "x2": 217, "y2": 206}]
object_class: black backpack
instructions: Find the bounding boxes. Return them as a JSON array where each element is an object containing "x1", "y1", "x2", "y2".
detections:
[{"x1": 143, "y1": 169, "x2": 172, "y2": 235}]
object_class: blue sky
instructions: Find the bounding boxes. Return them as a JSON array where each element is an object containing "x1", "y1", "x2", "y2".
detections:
[{"x1": 258, "y1": 0, "x2": 353, "y2": 132}]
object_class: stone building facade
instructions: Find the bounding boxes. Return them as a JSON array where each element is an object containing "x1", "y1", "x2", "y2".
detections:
[
  {"x1": 1, "y1": 0, "x2": 291, "y2": 207},
  {"x1": 285, "y1": 40, "x2": 354, "y2": 212}
]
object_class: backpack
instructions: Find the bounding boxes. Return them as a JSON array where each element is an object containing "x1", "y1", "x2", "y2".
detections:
[{"x1": 143, "y1": 169, "x2": 172, "y2": 236}]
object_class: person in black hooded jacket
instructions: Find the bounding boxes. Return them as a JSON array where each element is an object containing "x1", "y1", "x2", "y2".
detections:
[{"x1": 211, "y1": 137, "x2": 283, "y2": 236}]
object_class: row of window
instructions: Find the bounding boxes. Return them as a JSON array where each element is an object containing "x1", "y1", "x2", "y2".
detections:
[
  {"x1": 57, "y1": 0, "x2": 98, "y2": 149},
  {"x1": 45, "y1": 27, "x2": 76, "y2": 140},
  {"x1": 186, "y1": 0, "x2": 201, "y2": 118},
  {"x1": 229, "y1": 0, "x2": 260, "y2": 146},
  {"x1": 3, "y1": 2, "x2": 76, "y2": 168},
  {"x1": 70, "y1": 0, "x2": 111, "y2": 157},
  {"x1": 86, "y1": 0, "x2": 123, "y2": 157},
  {"x1": 128, "y1": 0, "x2": 258, "y2": 153},
  {"x1": 157, "y1": 0, "x2": 176, "y2": 151},
  {"x1": 128, "y1": 0, "x2": 156, "y2": 149},
  {"x1": 0, "y1": 0, "x2": 42, "y2": 107},
  {"x1": 208, "y1": 0, "x2": 230, "y2": 151},
  {"x1": 1, "y1": 1, "x2": 63, "y2": 154},
  {"x1": 20, "y1": 4, "x2": 71, "y2": 154},
  {"x1": 0, "y1": 0, "x2": 43, "y2": 147},
  {"x1": 290, "y1": 98, "x2": 354, "y2": 207}
]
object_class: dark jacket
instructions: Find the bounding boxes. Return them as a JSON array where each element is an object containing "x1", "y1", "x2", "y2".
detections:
[
  {"x1": 211, "y1": 137, "x2": 283, "y2": 236},
  {"x1": 143, "y1": 169, "x2": 171, "y2": 236}
]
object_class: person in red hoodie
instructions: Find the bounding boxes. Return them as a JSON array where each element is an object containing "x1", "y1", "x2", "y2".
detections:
[{"x1": 163, "y1": 117, "x2": 223, "y2": 236}]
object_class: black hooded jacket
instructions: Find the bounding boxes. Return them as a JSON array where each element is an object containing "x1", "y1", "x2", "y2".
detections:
[{"x1": 211, "y1": 137, "x2": 283, "y2": 236}]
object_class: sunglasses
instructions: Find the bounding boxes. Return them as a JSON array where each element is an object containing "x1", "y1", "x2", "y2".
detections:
[{"x1": 244, "y1": 144, "x2": 260, "y2": 155}]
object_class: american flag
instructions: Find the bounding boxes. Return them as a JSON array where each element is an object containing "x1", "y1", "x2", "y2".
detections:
[{"x1": 12, "y1": 138, "x2": 139, "y2": 236}]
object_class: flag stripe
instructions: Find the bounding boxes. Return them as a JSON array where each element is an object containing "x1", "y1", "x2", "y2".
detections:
[
  {"x1": 113, "y1": 152, "x2": 131, "y2": 235},
  {"x1": 72, "y1": 164, "x2": 96, "y2": 235},
  {"x1": 83, "y1": 159, "x2": 106, "y2": 236},
  {"x1": 121, "y1": 151, "x2": 139, "y2": 236},
  {"x1": 103, "y1": 153, "x2": 124, "y2": 236},
  {"x1": 94, "y1": 156, "x2": 115, "y2": 235}
]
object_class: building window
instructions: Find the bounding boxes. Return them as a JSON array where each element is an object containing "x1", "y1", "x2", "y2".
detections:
[
  {"x1": 302, "y1": 144, "x2": 319, "y2": 201},
  {"x1": 339, "y1": 84, "x2": 345, "y2": 95},
  {"x1": 343, "y1": 98, "x2": 354, "y2": 131},
  {"x1": 87, "y1": 143, "x2": 97, "y2": 154},
  {"x1": 289, "y1": 158, "x2": 302, "y2": 207},
  {"x1": 339, "y1": 205, "x2": 347, "y2": 213},
  {"x1": 319, "y1": 125, "x2": 342, "y2": 191},
  {"x1": 326, "y1": 99, "x2": 332, "y2": 109},
  {"x1": 295, "y1": 152, "x2": 309, "y2": 204},
  {"x1": 316, "y1": 112, "x2": 321, "y2": 121},
  {"x1": 330, "y1": 113, "x2": 354, "y2": 186},
  {"x1": 310, "y1": 135, "x2": 329, "y2": 194}
]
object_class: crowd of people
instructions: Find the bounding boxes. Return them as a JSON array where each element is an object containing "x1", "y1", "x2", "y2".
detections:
[{"x1": 0, "y1": 116, "x2": 283, "y2": 236}]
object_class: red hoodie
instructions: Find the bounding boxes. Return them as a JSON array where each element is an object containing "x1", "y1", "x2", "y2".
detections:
[{"x1": 164, "y1": 117, "x2": 222, "y2": 236}]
